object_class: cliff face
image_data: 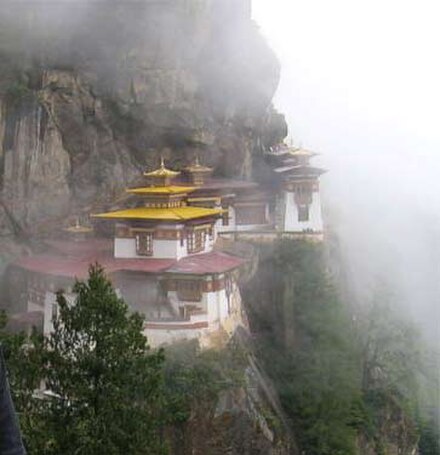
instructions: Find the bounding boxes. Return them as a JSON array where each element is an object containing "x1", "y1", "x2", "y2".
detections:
[
  {"x1": 242, "y1": 241, "x2": 421, "y2": 455},
  {"x1": 164, "y1": 334, "x2": 296, "y2": 455},
  {"x1": 0, "y1": 6, "x2": 290, "y2": 450},
  {"x1": 0, "y1": 0, "x2": 285, "y2": 234}
]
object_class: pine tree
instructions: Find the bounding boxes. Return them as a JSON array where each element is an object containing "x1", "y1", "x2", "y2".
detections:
[{"x1": 32, "y1": 265, "x2": 166, "y2": 455}]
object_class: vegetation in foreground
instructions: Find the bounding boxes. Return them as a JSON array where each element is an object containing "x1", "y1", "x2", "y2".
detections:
[{"x1": 0, "y1": 266, "x2": 245, "y2": 454}]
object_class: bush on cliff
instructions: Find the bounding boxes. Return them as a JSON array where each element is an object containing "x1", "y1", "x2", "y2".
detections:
[{"x1": 243, "y1": 240, "x2": 434, "y2": 455}]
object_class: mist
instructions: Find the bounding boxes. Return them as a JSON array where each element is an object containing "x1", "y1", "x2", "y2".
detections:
[{"x1": 253, "y1": 0, "x2": 440, "y2": 342}]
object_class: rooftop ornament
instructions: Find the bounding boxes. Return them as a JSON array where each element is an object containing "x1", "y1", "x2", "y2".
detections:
[
  {"x1": 63, "y1": 217, "x2": 93, "y2": 239},
  {"x1": 184, "y1": 156, "x2": 213, "y2": 185},
  {"x1": 143, "y1": 157, "x2": 180, "y2": 186}
]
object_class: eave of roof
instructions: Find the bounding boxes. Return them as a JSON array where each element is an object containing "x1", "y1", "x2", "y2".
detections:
[
  {"x1": 92, "y1": 206, "x2": 224, "y2": 221},
  {"x1": 165, "y1": 251, "x2": 246, "y2": 275},
  {"x1": 14, "y1": 255, "x2": 176, "y2": 278},
  {"x1": 14, "y1": 250, "x2": 247, "y2": 278}
]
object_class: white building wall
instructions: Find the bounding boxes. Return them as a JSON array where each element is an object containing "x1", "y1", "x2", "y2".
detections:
[
  {"x1": 229, "y1": 206, "x2": 236, "y2": 231},
  {"x1": 166, "y1": 281, "x2": 228, "y2": 329},
  {"x1": 205, "y1": 289, "x2": 226, "y2": 327},
  {"x1": 154, "y1": 239, "x2": 187, "y2": 259},
  {"x1": 162, "y1": 277, "x2": 226, "y2": 322},
  {"x1": 144, "y1": 326, "x2": 210, "y2": 347},
  {"x1": 43, "y1": 292, "x2": 56, "y2": 335},
  {"x1": 235, "y1": 223, "x2": 270, "y2": 232},
  {"x1": 221, "y1": 283, "x2": 245, "y2": 336},
  {"x1": 43, "y1": 291, "x2": 75, "y2": 336},
  {"x1": 146, "y1": 282, "x2": 244, "y2": 348},
  {"x1": 216, "y1": 206, "x2": 236, "y2": 233},
  {"x1": 114, "y1": 237, "x2": 188, "y2": 260},
  {"x1": 283, "y1": 191, "x2": 323, "y2": 232},
  {"x1": 202, "y1": 231, "x2": 215, "y2": 254},
  {"x1": 166, "y1": 291, "x2": 185, "y2": 316},
  {"x1": 114, "y1": 238, "x2": 138, "y2": 258}
]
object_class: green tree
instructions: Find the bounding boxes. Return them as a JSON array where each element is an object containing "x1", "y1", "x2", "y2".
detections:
[
  {"x1": 357, "y1": 287, "x2": 437, "y2": 453},
  {"x1": 358, "y1": 287, "x2": 420, "y2": 401},
  {"x1": 23, "y1": 265, "x2": 166, "y2": 454},
  {"x1": 244, "y1": 240, "x2": 361, "y2": 455}
]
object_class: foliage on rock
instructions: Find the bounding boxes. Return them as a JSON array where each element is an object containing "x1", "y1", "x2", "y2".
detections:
[{"x1": 243, "y1": 240, "x2": 438, "y2": 455}]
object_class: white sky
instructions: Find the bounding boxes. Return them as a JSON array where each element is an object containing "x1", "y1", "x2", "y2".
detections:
[
  {"x1": 252, "y1": 0, "x2": 440, "y2": 338},
  {"x1": 252, "y1": 0, "x2": 440, "y2": 156}
]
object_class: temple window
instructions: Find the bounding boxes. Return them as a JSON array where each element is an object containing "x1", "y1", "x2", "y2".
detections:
[
  {"x1": 298, "y1": 205, "x2": 310, "y2": 222},
  {"x1": 135, "y1": 232, "x2": 153, "y2": 256},
  {"x1": 177, "y1": 280, "x2": 202, "y2": 302},
  {"x1": 236, "y1": 205, "x2": 267, "y2": 225},
  {"x1": 187, "y1": 230, "x2": 204, "y2": 253}
]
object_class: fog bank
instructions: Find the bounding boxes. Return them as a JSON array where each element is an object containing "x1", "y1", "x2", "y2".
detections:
[{"x1": 253, "y1": 0, "x2": 440, "y2": 342}]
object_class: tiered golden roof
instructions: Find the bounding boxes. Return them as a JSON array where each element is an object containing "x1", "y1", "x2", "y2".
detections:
[{"x1": 93, "y1": 157, "x2": 223, "y2": 222}]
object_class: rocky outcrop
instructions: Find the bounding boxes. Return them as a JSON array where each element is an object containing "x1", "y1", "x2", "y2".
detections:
[
  {"x1": 357, "y1": 396, "x2": 419, "y2": 455},
  {"x1": 173, "y1": 367, "x2": 294, "y2": 454},
  {"x1": 167, "y1": 331, "x2": 296, "y2": 455},
  {"x1": 0, "y1": 0, "x2": 286, "y2": 238}
]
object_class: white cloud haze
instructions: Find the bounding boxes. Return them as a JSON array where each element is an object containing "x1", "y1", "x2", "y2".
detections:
[{"x1": 253, "y1": 0, "x2": 440, "y2": 341}]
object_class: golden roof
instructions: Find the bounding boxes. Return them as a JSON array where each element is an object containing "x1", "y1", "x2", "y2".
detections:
[
  {"x1": 127, "y1": 186, "x2": 196, "y2": 195},
  {"x1": 187, "y1": 196, "x2": 222, "y2": 203},
  {"x1": 93, "y1": 206, "x2": 223, "y2": 221},
  {"x1": 144, "y1": 157, "x2": 180, "y2": 179},
  {"x1": 184, "y1": 156, "x2": 213, "y2": 173}
]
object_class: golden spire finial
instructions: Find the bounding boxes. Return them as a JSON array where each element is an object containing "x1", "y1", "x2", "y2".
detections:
[{"x1": 144, "y1": 156, "x2": 180, "y2": 182}]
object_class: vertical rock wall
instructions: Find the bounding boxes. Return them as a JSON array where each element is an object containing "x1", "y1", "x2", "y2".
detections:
[{"x1": 0, "y1": 0, "x2": 286, "y2": 237}]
